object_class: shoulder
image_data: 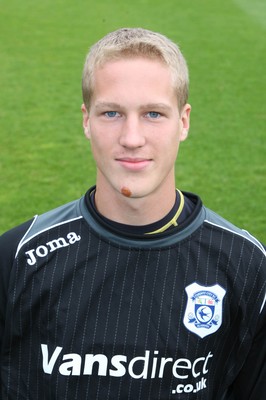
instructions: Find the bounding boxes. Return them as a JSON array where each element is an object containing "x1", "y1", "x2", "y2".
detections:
[
  {"x1": 0, "y1": 198, "x2": 84, "y2": 263},
  {"x1": 0, "y1": 219, "x2": 34, "y2": 265},
  {"x1": 203, "y1": 207, "x2": 265, "y2": 255},
  {"x1": 18, "y1": 198, "x2": 83, "y2": 249}
]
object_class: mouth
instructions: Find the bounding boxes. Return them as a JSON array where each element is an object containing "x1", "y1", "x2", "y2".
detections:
[{"x1": 116, "y1": 157, "x2": 152, "y2": 171}]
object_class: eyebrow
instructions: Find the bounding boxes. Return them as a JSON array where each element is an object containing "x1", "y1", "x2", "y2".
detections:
[
  {"x1": 94, "y1": 102, "x2": 123, "y2": 111},
  {"x1": 139, "y1": 103, "x2": 172, "y2": 112}
]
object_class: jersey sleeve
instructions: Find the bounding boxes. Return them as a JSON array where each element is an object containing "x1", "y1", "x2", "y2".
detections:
[
  {"x1": 0, "y1": 220, "x2": 34, "y2": 361},
  {"x1": 231, "y1": 292, "x2": 266, "y2": 399}
]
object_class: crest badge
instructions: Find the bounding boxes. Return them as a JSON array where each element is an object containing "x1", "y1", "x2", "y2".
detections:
[{"x1": 183, "y1": 282, "x2": 226, "y2": 338}]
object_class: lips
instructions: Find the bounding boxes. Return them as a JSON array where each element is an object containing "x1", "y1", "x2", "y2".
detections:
[{"x1": 116, "y1": 157, "x2": 152, "y2": 171}]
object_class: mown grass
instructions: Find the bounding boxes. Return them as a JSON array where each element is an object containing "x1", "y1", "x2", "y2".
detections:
[{"x1": 0, "y1": 0, "x2": 265, "y2": 242}]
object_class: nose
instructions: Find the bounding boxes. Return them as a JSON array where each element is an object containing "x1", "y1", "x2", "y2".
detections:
[{"x1": 119, "y1": 115, "x2": 146, "y2": 149}]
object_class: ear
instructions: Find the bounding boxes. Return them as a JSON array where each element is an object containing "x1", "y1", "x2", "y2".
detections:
[
  {"x1": 81, "y1": 103, "x2": 91, "y2": 139},
  {"x1": 179, "y1": 103, "x2": 191, "y2": 142}
]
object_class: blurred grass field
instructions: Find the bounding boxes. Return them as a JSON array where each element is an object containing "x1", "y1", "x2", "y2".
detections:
[{"x1": 0, "y1": 0, "x2": 265, "y2": 242}]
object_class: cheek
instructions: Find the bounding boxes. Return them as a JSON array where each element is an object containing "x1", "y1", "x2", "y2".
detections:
[
  {"x1": 88, "y1": 123, "x2": 103, "y2": 150},
  {"x1": 89, "y1": 131, "x2": 113, "y2": 167},
  {"x1": 90, "y1": 137, "x2": 103, "y2": 160},
  {"x1": 156, "y1": 130, "x2": 180, "y2": 153},
  {"x1": 162, "y1": 136, "x2": 181, "y2": 165}
]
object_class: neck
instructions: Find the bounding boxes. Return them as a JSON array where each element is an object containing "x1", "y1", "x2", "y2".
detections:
[{"x1": 94, "y1": 183, "x2": 177, "y2": 226}]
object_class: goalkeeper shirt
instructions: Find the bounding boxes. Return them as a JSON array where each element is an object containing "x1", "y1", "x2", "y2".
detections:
[{"x1": 0, "y1": 187, "x2": 265, "y2": 399}]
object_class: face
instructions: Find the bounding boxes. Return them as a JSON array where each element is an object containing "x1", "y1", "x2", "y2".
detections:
[{"x1": 82, "y1": 57, "x2": 191, "y2": 202}]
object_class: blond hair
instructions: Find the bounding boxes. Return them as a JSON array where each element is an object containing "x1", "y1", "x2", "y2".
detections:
[{"x1": 82, "y1": 28, "x2": 189, "y2": 111}]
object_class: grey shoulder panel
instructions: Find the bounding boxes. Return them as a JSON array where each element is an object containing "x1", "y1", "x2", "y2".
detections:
[
  {"x1": 204, "y1": 208, "x2": 265, "y2": 255},
  {"x1": 16, "y1": 199, "x2": 83, "y2": 257}
]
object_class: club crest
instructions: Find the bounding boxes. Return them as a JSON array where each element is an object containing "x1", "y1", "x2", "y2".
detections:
[{"x1": 183, "y1": 283, "x2": 226, "y2": 338}]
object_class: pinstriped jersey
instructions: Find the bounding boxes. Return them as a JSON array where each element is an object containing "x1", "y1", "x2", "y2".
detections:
[{"x1": 0, "y1": 189, "x2": 265, "y2": 399}]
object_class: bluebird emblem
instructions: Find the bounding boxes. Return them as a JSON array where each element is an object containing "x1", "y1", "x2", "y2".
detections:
[{"x1": 183, "y1": 283, "x2": 226, "y2": 338}]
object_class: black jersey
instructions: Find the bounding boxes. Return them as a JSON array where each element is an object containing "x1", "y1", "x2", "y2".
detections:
[{"x1": 0, "y1": 188, "x2": 265, "y2": 399}]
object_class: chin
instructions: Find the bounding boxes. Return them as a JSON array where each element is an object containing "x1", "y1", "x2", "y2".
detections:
[{"x1": 119, "y1": 185, "x2": 155, "y2": 200}]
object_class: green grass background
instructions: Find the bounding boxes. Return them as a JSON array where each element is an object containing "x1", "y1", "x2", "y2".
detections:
[{"x1": 0, "y1": 0, "x2": 265, "y2": 242}]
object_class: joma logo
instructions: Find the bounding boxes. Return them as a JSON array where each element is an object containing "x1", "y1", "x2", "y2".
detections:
[{"x1": 25, "y1": 232, "x2": 81, "y2": 265}]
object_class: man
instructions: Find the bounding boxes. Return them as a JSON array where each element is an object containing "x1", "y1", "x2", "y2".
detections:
[{"x1": 0, "y1": 28, "x2": 265, "y2": 399}]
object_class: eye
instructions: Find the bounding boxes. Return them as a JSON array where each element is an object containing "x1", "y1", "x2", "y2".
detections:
[
  {"x1": 104, "y1": 111, "x2": 120, "y2": 118},
  {"x1": 146, "y1": 111, "x2": 161, "y2": 119}
]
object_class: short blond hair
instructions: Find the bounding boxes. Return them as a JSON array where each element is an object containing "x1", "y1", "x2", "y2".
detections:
[{"x1": 82, "y1": 28, "x2": 189, "y2": 111}]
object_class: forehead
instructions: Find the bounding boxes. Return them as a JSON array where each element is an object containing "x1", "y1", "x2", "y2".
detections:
[
  {"x1": 92, "y1": 57, "x2": 175, "y2": 100},
  {"x1": 95, "y1": 55, "x2": 171, "y2": 77}
]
